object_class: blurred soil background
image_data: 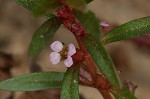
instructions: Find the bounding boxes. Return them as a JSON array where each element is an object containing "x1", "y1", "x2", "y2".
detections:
[{"x1": 0, "y1": 0, "x2": 150, "y2": 99}]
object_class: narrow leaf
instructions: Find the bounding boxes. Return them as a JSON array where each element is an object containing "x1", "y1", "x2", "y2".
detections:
[
  {"x1": 15, "y1": 0, "x2": 39, "y2": 10},
  {"x1": 81, "y1": 34, "x2": 120, "y2": 88},
  {"x1": 101, "y1": 16, "x2": 150, "y2": 44},
  {"x1": 61, "y1": 66, "x2": 79, "y2": 99},
  {"x1": 0, "y1": 72, "x2": 64, "y2": 91},
  {"x1": 29, "y1": 16, "x2": 61, "y2": 58},
  {"x1": 74, "y1": 10, "x2": 100, "y2": 41},
  {"x1": 32, "y1": 0, "x2": 61, "y2": 16},
  {"x1": 66, "y1": 0, "x2": 86, "y2": 8},
  {"x1": 111, "y1": 88, "x2": 137, "y2": 99},
  {"x1": 85, "y1": 0, "x2": 93, "y2": 3},
  {"x1": 15, "y1": 0, "x2": 55, "y2": 18}
]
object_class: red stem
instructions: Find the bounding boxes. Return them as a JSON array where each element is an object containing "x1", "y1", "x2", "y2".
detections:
[
  {"x1": 56, "y1": 4, "x2": 113, "y2": 98},
  {"x1": 74, "y1": 19, "x2": 113, "y2": 99},
  {"x1": 97, "y1": 87, "x2": 112, "y2": 99},
  {"x1": 74, "y1": 34, "x2": 97, "y2": 79},
  {"x1": 79, "y1": 74, "x2": 94, "y2": 87}
]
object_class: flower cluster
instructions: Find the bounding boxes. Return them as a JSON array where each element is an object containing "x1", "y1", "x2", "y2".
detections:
[{"x1": 50, "y1": 41, "x2": 76, "y2": 67}]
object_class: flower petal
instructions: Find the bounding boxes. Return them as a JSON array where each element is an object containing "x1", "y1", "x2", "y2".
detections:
[
  {"x1": 100, "y1": 22, "x2": 109, "y2": 27},
  {"x1": 50, "y1": 41, "x2": 63, "y2": 52},
  {"x1": 68, "y1": 43, "x2": 76, "y2": 56},
  {"x1": 64, "y1": 56, "x2": 73, "y2": 67},
  {"x1": 50, "y1": 52, "x2": 61, "y2": 64}
]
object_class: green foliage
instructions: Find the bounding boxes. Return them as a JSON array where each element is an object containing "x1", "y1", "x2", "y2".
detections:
[
  {"x1": 12, "y1": 0, "x2": 142, "y2": 98},
  {"x1": 81, "y1": 34, "x2": 120, "y2": 89},
  {"x1": 15, "y1": 0, "x2": 55, "y2": 17},
  {"x1": 32, "y1": 0, "x2": 61, "y2": 16},
  {"x1": 29, "y1": 16, "x2": 61, "y2": 58},
  {"x1": 74, "y1": 10, "x2": 100, "y2": 40},
  {"x1": 61, "y1": 66, "x2": 79, "y2": 99},
  {"x1": 66, "y1": 0, "x2": 86, "y2": 8},
  {"x1": 101, "y1": 16, "x2": 150, "y2": 44},
  {"x1": 0, "y1": 72, "x2": 64, "y2": 91},
  {"x1": 15, "y1": 0, "x2": 39, "y2": 10},
  {"x1": 15, "y1": 0, "x2": 92, "y2": 17},
  {"x1": 111, "y1": 88, "x2": 137, "y2": 99},
  {"x1": 85, "y1": 0, "x2": 93, "y2": 3}
]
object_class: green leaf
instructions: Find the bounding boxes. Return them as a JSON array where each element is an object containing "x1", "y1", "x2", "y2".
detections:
[
  {"x1": 111, "y1": 88, "x2": 137, "y2": 99},
  {"x1": 32, "y1": 0, "x2": 61, "y2": 16},
  {"x1": 101, "y1": 16, "x2": 150, "y2": 44},
  {"x1": 0, "y1": 72, "x2": 64, "y2": 91},
  {"x1": 66, "y1": 0, "x2": 86, "y2": 8},
  {"x1": 61, "y1": 66, "x2": 79, "y2": 99},
  {"x1": 29, "y1": 16, "x2": 61, "y2": 58},
  {"x1": 15, "y1": 0, "x2": 39, "y2": 10},
  {"x1": 85, "y1": 0, "x2": 93, "y2": 3},
  {"x1": 15, "y1": 0, "x2": 55, "y2": 17},
  {"x1": 81, "y1": 34, "x2": 120, "y2": 89},
  {"x1": 74, "y1": 10, "x2": 100, "y2": 41}
]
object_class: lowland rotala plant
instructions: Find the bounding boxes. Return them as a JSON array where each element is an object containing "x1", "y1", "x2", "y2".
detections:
[{"x1": 0, "y1": 0, "x2": 150, "y2": 99}]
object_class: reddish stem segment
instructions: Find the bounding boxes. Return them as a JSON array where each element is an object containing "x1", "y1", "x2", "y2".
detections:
[
  {"x1": 57, "y1": 6, "x2": 86, "y2": 36},
  {"x1": 74, "y1": 34, "x2": 97, "y2": 80},
  {"x1": 56, "y1": 4, "x2": 113, "y2": 98},
  {"x1": 79, "y1": 74, "x2": 94, "y2": 87},
  {"x1": 97, "y1": 88, "x2": 112, "y2": 99}
]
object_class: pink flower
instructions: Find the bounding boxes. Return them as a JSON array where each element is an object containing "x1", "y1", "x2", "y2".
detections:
[
  {"x1": 50, "y1": 52, "x2": 61, "y2": 64},
  {"x1": 50, "y1": 41, "x2": 76, "y2": 67},
  {"x1": 64, "y1": 56, "x2": 73, "y2": 67},
  {"x1": 100, "y1": 22, "x2": 109, "y2": 27},
  {"x1": 68, "y1": 43, "x2": 76, "y2": 56},
  {"x1": 50, "y1": 41, "x2": 63, "y2": 52}
]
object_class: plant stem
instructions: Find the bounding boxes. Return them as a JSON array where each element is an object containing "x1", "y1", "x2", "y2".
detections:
[
  {"x1": 56, "y1": 5, "x2": 114, "y2": 99},
  {"x1": 97, "y1": 87, "x2": 112, "y2": 99},
  {"x1": 74, "y1": 34, "x2": 97, "y2": 79}
]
